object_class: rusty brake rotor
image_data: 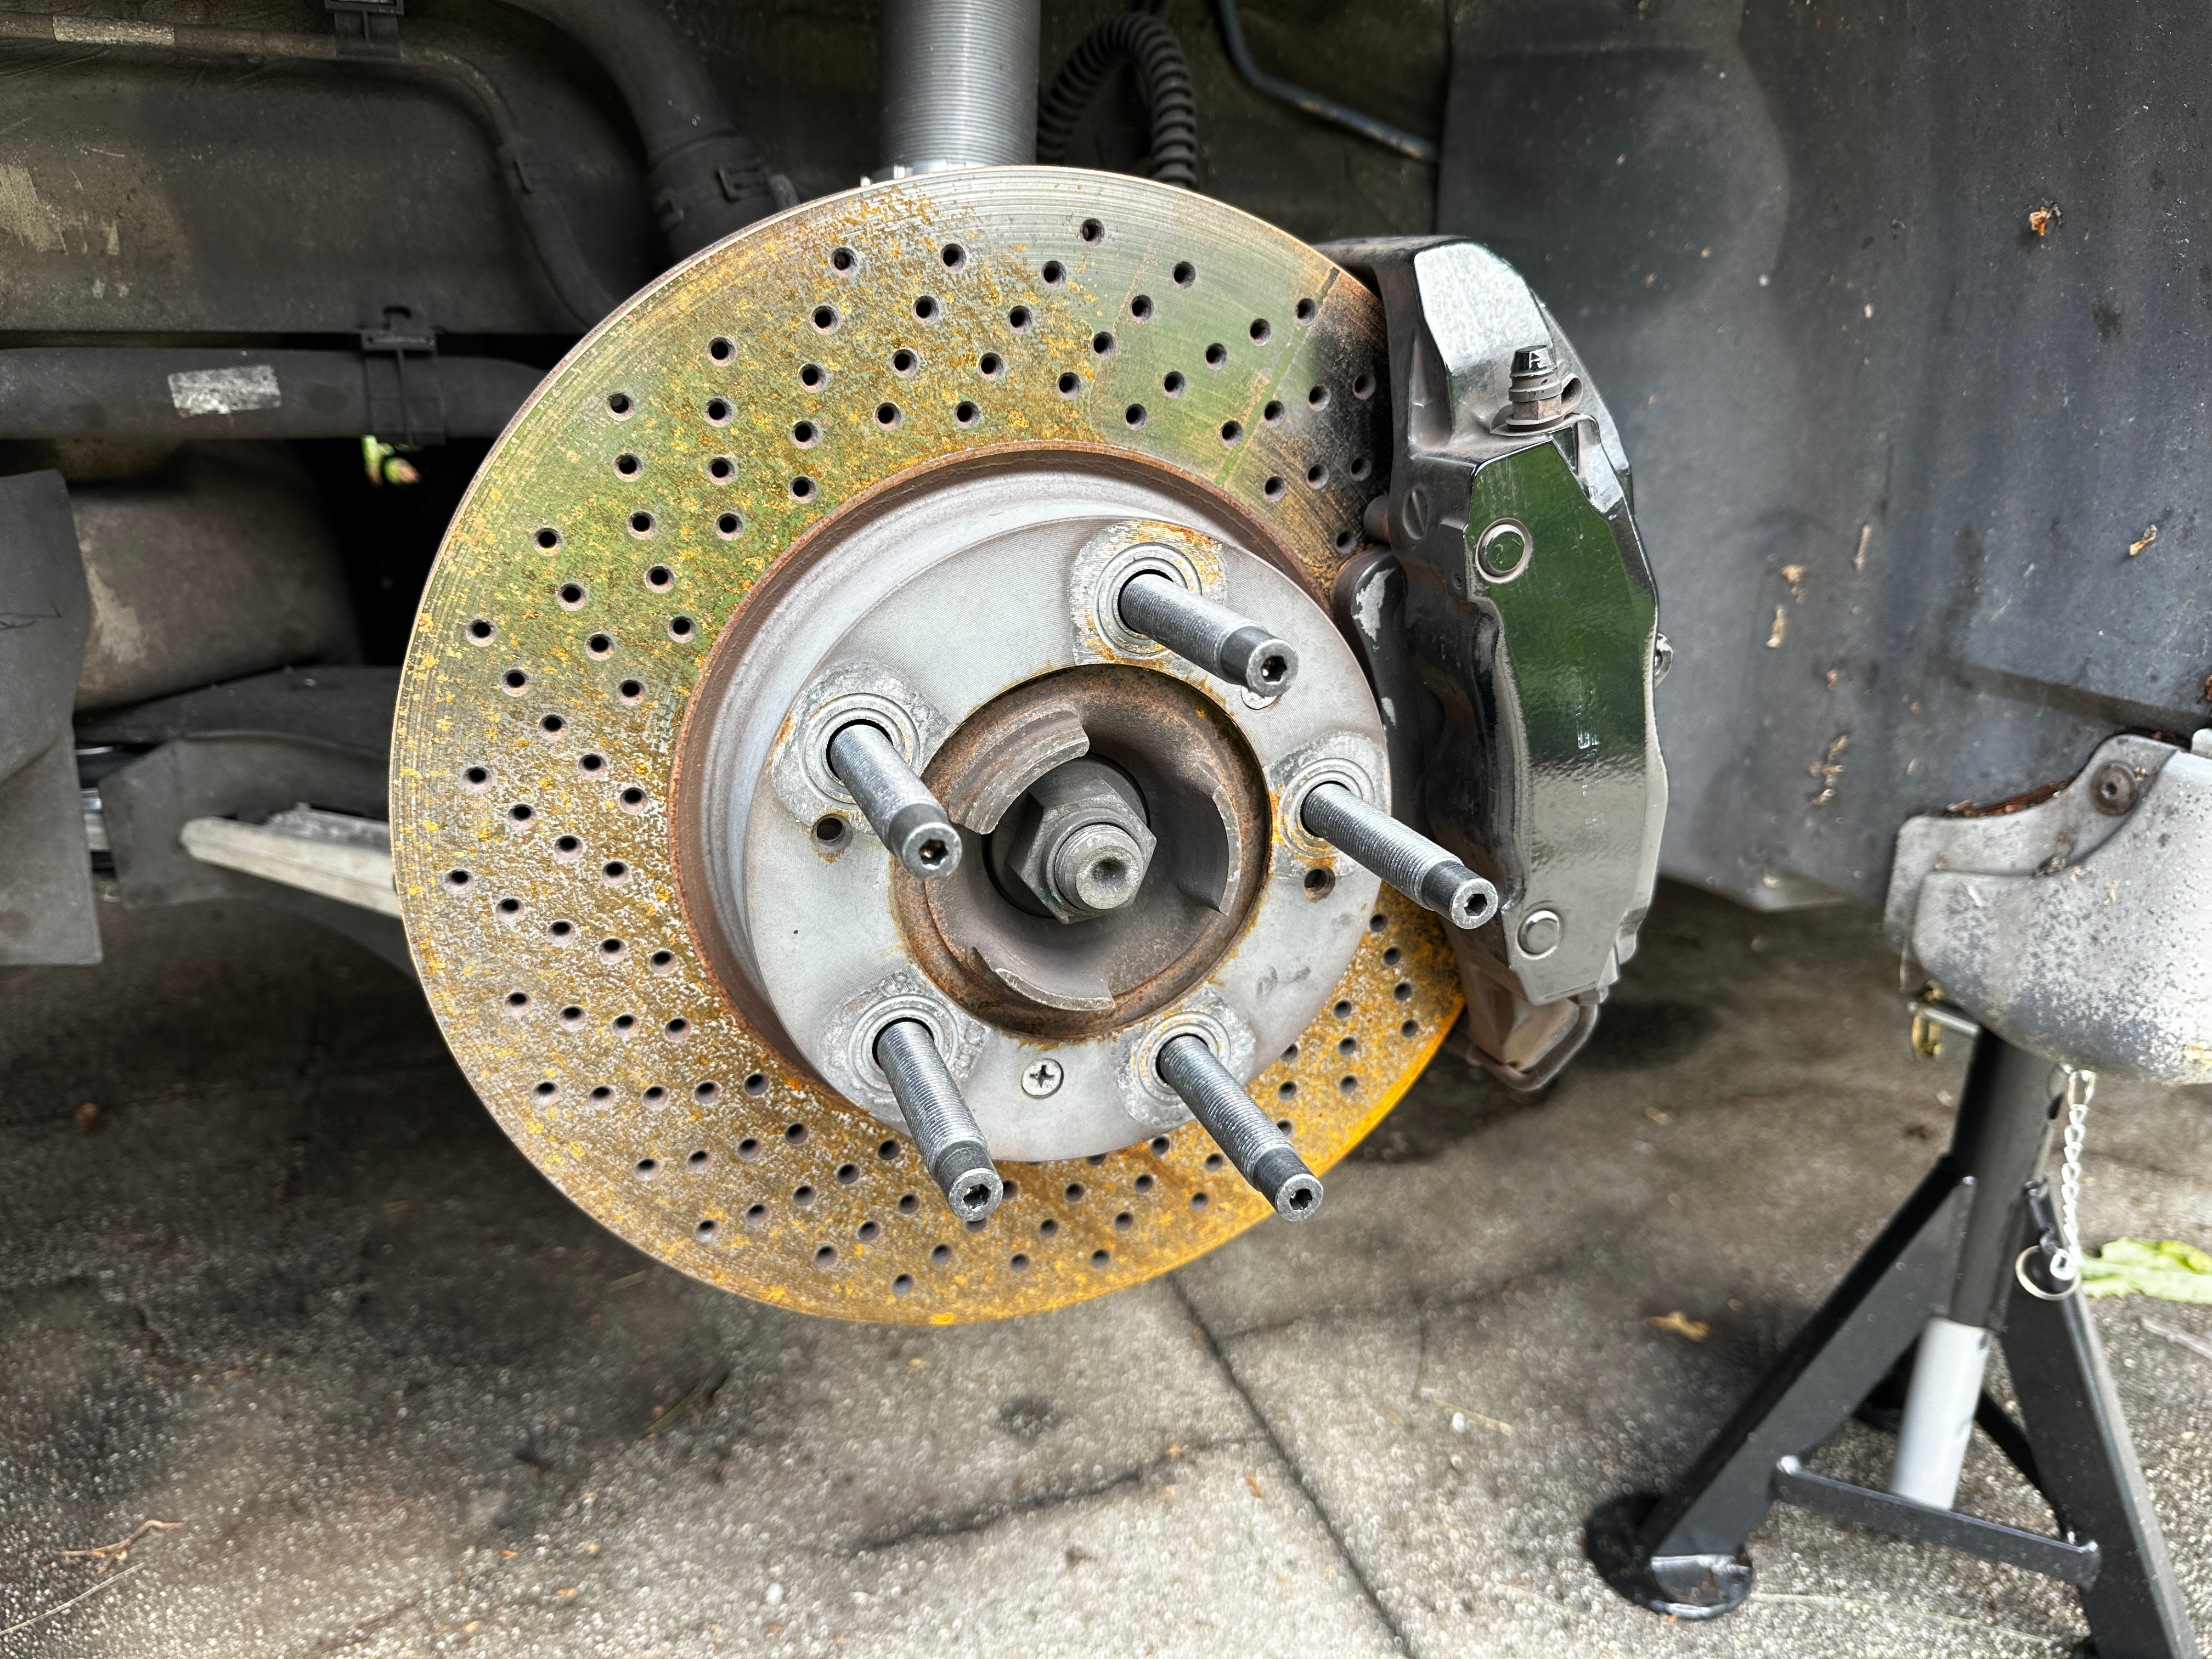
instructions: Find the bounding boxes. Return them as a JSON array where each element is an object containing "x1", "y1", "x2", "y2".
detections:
[{"x1": 390, "y1": 168, "x2": 1462, "y2": 1324}]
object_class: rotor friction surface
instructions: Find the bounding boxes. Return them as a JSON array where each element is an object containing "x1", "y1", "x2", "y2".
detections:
[{"x1": 391, "y1": 168, "x2": 1462, "y2": 1323}]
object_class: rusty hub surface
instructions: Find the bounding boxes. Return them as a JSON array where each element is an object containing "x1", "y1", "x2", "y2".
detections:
[{"x1": 391, "y1": 168, "x2": 1463, "y2": 1323}]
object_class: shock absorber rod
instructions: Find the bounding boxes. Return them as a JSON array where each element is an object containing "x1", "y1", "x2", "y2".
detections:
[
  {"x1": 1117, "y1": 571, "x2": 1300, "y2": 696},
  {"x1": 874, "y1": 1020, "x2": 1004, "y2": 1222},
  {"x1": 1155, "y1": 1034, "x2": 1323, "y2": 1221},
  {"x1": 827, "y1": 722, "x2": 963, "y2": 880},
  {"x1": 878, "y1": 0, "x2": 1040, "y2": 175},
  {"x1": 1299, "y1": 781, "x2": 1498, "y2": 930}
]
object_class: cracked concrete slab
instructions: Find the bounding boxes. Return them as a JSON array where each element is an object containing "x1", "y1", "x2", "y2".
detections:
[{"x1": 1, "y1": 885, "x2": 2206, "y2": 1656}]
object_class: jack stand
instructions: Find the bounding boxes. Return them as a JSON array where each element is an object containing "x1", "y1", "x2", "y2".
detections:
[{"x1": 1589, "y1": 1034, "x2": 2200, "y2": 1658}]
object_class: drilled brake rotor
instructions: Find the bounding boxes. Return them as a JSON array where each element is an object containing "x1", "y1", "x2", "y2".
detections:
[{"x1": 391, "y1": 168, "x2": 1463, "y2": 1323}]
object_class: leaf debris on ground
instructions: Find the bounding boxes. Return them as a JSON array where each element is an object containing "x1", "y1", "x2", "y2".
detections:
[{"x1": 2081, "y1": 1238, "x2": 2212, "y2": 1303}]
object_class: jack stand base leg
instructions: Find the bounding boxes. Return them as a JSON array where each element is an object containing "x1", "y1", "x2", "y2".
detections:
[
  {"x1": 2005, "y1": 1235, "x2": 2199, "y2": 1658},
  {"x1": 1588, "y1": 1035, "x2": 2200, "y2": 1657},
  {"x1": 1584, "y1": 1491, "x2": 1753, "y2": 1620}
]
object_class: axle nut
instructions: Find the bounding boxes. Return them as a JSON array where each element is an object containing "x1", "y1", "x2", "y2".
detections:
[{"x1": 999, "y1": 758, "x2": 1156, "y2": 923}]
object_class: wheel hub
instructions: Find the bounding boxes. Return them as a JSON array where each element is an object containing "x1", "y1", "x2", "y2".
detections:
[{"x1": 391, "y1": 168, "x2": 1464, "y2": 1322}]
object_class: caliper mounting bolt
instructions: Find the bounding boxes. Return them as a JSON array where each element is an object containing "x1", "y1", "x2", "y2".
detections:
[
  {"x1": 1299, "y1": 781, "x2": 1500, "y2": 931},
  {"x1": 873, "y1": 1019, "x2": 1003, "y2": 1222},
  {"x1": 827, "y1": 721, "x2": 963, "y2": 879},
  {"x1": 1156, "y1": 1035, "x2": 1323, "y2": 1220},
  {"x1": 1117, "y1": 570, "x2": 1299, "y2": 696}
]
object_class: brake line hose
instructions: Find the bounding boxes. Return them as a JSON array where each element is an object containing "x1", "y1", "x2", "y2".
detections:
[{"x1": 1036, "y1": 12, "x2": 1198, "y2": 189}]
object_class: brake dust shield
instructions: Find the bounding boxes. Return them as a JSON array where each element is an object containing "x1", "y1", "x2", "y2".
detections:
[{"x1": 390, "y1": 168, "x2": 1462, "y2": 1323}]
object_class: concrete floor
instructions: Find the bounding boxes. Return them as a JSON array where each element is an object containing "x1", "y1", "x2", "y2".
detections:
[{"x1": 2, "y1": 883, "x2": 2207, "y2": 1657}]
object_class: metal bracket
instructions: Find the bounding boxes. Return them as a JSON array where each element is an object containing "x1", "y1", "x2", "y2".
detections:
[
  {"x1": 1886, "y1": 731, "x2": 2212, "y2": 1084},
  {"x1": 325, "y1": 0, "x2": 402, "y2": 61},
  {"x1": 1318, "y1": 235, "x2": 1667, "y2": 1076},
  {"x1": 359, "y1": 305, "x2": 444, "y2": 448}
]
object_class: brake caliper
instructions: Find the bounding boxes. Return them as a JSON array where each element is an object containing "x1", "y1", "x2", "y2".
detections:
[{"x1": 1324, "y1": 238, "x2": 1669, "y2": 1086}]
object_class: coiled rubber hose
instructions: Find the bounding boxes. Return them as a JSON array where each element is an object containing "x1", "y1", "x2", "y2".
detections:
[{"x1": 1036, "y1": 13, "x2": 1198, "y2": 189}]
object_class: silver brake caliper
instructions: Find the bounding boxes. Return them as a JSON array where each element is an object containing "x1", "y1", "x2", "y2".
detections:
[{"x1": 1321, "y1": 236, "x2": 1669, "y2": 1087}]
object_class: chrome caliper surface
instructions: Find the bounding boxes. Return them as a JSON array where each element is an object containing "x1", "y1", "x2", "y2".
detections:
[{"x1": 1324, "y1": 238, "x2": 1668, "y2": 1087}]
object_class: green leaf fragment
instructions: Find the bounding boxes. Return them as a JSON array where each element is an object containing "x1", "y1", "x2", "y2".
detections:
[{"x1": 2080, "y1": 1237, "x2": 2212, "y2": 1302}]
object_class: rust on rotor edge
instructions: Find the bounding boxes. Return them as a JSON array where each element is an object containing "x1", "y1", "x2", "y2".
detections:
[{"x1": 390, "y1": 167, "x2": 1457, "y2": 1323}]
